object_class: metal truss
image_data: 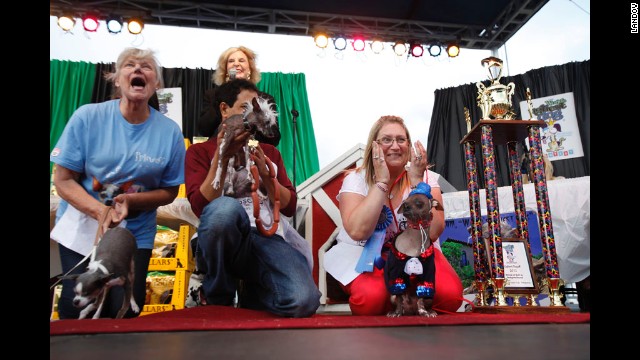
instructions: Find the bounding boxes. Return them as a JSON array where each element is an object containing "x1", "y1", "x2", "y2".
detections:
[{"x1": 50, "y1": 0, "x2": 549, "y2": 51}]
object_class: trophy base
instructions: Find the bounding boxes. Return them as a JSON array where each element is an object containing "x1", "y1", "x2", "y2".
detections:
[{"x1": 473, "y1": 305, "x2": 571, "y2": 314}]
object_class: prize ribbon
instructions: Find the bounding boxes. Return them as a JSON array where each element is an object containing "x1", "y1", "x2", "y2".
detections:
[{"x1": 355, "y1": 205, "x2": 393, "y2": 273}]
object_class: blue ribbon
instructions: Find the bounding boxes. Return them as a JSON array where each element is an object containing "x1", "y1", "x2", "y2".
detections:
[{"x1": 355, "y1": 205, "x2": 393, "y2": 273}]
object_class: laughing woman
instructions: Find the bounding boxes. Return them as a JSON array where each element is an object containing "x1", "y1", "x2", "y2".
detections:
[{"x1": 50, "y1": 47, "x2": 186, "y2": 319}]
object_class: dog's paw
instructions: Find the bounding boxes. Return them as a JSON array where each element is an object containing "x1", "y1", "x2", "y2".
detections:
[
  {"x1": 130, "y1": 299, "x2": 140, "y2": 314},
  {"x1": 386, "y1": 310, "x2": 403, "y2": 318},
  {"x1": 224, "y1": 181, "x2": 235, "y2": 196},
  {"x1": 418, "y1": 308, "x2": 438, "y2": 318},
  {"x1": 79, "y1": 303, "x2": 96, "y2": 320}
]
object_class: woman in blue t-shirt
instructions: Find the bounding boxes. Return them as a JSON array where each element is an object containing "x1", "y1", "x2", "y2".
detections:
[{"x1": 50, "y1": 47, "x2": 186, "y2": 319}]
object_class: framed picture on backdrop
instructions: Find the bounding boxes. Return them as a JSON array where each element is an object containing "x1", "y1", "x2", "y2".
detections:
[
  {"x1": 518, "y1": 91, "x2": 584, "y2": 162},
  {"x1": 156, "y1": 87, "x2": 183, "y2": 131}
]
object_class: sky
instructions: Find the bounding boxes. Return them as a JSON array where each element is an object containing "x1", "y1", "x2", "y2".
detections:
[{"x1": 49, "y1": 0, "x2": 590, "y2": 170}]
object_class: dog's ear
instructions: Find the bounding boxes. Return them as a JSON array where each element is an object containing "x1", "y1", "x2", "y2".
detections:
[
  {"x1": 92, "y1": 176, "x2": 104, "y2": 191},
  {"x1": 430, "y1": 199, "x2": 444, "y2": 211},
  {"x1": 398, "y1": 202, "x2": 408, "y2": 215},
  {"x1": 251, "y1": 97, "x2": 261, "y2": 114},
  {"x1": 119, "y1": 180, "x2": 136, "y2": 193}
]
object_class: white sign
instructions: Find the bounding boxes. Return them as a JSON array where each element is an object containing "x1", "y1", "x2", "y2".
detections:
[
  {"x1": 519, "y1": 92, "x2": 584, "y2": 161},
  {"x1": 156, "y1": 88, "x2": 183, "y2": 130},
  {"x1": 502, "y1": 241, "x2": 535, "y2": 289}
]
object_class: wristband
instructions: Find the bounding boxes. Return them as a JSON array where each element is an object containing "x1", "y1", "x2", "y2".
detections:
[{"x1": 375, "y1": 182, "x2": 388, "y2": 193}]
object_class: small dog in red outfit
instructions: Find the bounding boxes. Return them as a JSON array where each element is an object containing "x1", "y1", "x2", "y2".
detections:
[{"x1": 385, "y1": 182, "x2": 443, "y2": 317}]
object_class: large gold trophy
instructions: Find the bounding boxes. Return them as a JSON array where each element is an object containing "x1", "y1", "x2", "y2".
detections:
[
  {"x1": 460, "y1": 56, "x2": 569, "y2": 313},
  {"x1": 476, "y1": 57, "x2": 515, "y2": 120}
]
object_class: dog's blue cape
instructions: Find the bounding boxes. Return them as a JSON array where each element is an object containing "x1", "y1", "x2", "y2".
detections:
[{"x1": 355, "y1": 205, "x2": 393, "y2": 273}]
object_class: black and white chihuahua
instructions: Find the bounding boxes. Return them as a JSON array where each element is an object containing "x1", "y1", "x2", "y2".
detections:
[{"x1": 61, "y1": 227, "x2": 139, "y2": 319}]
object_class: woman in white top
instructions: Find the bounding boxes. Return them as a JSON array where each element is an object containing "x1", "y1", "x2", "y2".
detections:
[{"x1": 324, "y1": 115, "x2": 463, "y2": 315}]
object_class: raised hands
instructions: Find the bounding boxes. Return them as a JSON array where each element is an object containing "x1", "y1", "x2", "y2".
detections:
[
  {"x1": 371, "y1": 141, "x2": 390, "y2": 185},
  {"x1": 407, "y1": 140, "x2": 428, "y2": 184}
]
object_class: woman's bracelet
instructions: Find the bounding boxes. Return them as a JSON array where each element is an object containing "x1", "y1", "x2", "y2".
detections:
[{"x1": 375, "y1": 182, "x2": 389, "y2": 193}]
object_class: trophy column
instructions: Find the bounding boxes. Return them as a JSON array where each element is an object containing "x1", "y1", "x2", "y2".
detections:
[
  {"x1": 479, "y1": 124, "x2": 508, "y2": 306},
  {"x1": 527, "y1": 125, "x2": 563, "y2": 306},
  {"x1": 507, "y1": 141, "x2": 531, "y2": 250},
  {"x1": 463, "y1": 138, "x2": 490, "y2": 306}
]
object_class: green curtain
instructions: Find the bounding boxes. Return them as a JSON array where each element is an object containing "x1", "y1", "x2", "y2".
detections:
[
  {"x1": 50, "y1": 60, "x2": 96, "y2": 177},
  {"x1": 257, "y1": 72, "x2": 320, "y2": 186}
]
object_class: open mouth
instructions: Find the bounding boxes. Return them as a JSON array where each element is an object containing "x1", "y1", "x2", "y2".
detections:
[{"x1": 131, "y1": 77, "x2": 146, "y2": 89}]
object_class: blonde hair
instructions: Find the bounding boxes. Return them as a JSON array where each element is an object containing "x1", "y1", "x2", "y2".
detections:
[
  {"x1": 352, "y1": 115, "x2": 413, "y2": 189},
  {"x1": 213, "y1": 46, "x2": 262, "y2": 86}
]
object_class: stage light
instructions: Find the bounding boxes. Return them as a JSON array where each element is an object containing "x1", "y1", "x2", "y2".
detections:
[
  {"x1": 106, "y1": 16, "x2": 123, "y2": 34},
  {"x1": 351, "y1": 36, "x2": 366, "y2": 52},
  {"x1": 427, "y1": 44, "x2": 442, "y2": 57},
  {"x1": 314, "y1": 32, "x2": 329, "y2": 48},
  {"x1": 446, "y1": 42, "x2": 460, "y2": 58},
  {"x1": 333, "y1": 35, "x2": 347, "y2": 51},
  {"x1": 392, "y1": 41, "x2": 407, "y2": 56},
  {"x1": 127, "y1": 18, "x2": 144, "y2": 35},
  {"x1": 57, "y1": 14, "x2": 76, "y2": 32},
  {"x1": 81, "y1": 14, "x2": 100, "y2": 32},
  {"x1": 370, "y1": 39, "x2": 384, "y2": 54},
  {"x1": 409, "y1": 42, "x2": 424, "y2": 57}
]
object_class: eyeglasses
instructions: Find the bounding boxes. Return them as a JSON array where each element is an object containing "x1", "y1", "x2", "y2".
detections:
[{"x1": 376, "y1": 137, "x2": 408, "y2": 146}]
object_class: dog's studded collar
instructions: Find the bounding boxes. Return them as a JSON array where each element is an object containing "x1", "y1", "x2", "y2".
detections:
[{"x1": 406, "y1": 218, "x2": 432, "y2": 230}]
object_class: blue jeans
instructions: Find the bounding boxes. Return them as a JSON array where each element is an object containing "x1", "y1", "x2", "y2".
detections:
[{"x1": 195, "y1": 196, "x2": 320, "y2": 317}]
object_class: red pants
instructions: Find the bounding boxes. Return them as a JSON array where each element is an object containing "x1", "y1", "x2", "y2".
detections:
[{"x1": 341, "y1": 248, "x2": 463, "y2": 315}]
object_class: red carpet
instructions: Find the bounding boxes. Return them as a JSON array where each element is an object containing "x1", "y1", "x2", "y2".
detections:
[{"x1": 50, "y1": 306, "x2": 590, "y2": 335}]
